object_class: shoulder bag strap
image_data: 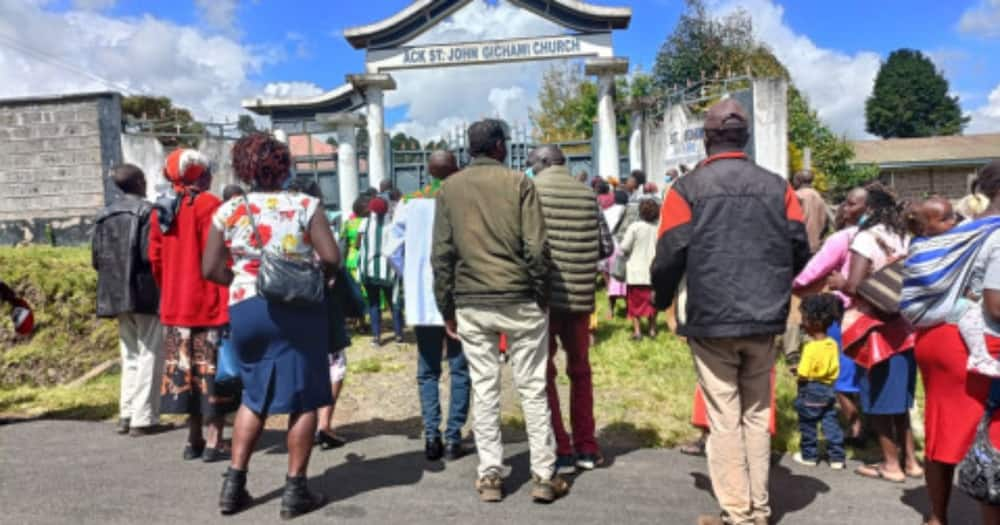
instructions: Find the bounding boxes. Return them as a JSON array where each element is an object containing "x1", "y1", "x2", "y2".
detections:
[{"x1": 241, "y1": 194, "x2": 264, "y2": 250}]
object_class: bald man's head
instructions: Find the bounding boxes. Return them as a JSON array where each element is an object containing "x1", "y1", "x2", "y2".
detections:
[
  {"x1": 112, "y1": 163, "x2": 147, "y2": 197},
  {"x1": 531, "y1": 145, "x2": 566, "y2": 174},
  {"x1": 428, "y1": 150, "x2": 459, "y2": 180}
]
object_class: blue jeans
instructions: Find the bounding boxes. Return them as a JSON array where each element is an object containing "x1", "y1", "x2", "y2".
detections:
[
  {"x1": 415, "y1": 326, "x2": 470, "y2": 444},
  {"x1": 365, "y1": 283, "x2": 402, "y2": 341},
  {"x1": 795, "y1": 381, "x2": 844, "y2": 462}
]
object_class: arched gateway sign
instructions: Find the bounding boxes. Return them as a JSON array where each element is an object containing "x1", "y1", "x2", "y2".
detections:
[{"x1": 243, "y1": 0, "x2": 631, "y2": 211}]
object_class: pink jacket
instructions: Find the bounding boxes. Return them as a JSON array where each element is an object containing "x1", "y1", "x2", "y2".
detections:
[{"x1": 793, "y1": 226, "x2": 858, "y2": 307}]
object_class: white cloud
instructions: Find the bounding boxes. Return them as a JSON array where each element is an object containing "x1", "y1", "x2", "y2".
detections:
[
  {"x1": 72, "y1": 0, "x2": 117, "y2": 10},
  {"x1": 384, "y1": 0, "x2": 567, "y2": 141},
  {"x1": 0, "y1": 2, "x2": 268, "y2": 120},
  {"x1": 262, "y1": 81, "x2": 324, "y2": 99},
  {"x1": 958, "y1": 0, "x2": 1000, "y2": 38},
  {"x1": 195, "y1": 0, "x2": 238, "y2": 35},
  {"x1": 714, "y1": 0, "x2": 881, "y2": 139},
  {"x1": 968, "y1": 84, "x2": 1000, "y2": 134}
]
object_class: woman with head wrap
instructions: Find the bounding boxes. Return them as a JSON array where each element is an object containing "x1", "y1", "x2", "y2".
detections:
[
  {"x1": 202, "y1": 133, "x2": 340, "y2": 518},
  {"x1": 149, "y1": 149, "x2": 236, "y2": 463},
  {"x1": 358, "y1": 195, "x2": 403, "y2": 345}
]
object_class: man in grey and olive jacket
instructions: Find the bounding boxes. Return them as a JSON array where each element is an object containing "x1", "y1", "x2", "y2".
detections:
[
  {"x1": 432, "y1": 119, "x2": 567, "y2": 505},
  {"x1": 530, "y1": 145, "x2": 606, "y2": 474},
  {"x1": 93, "y1": 164, "x2": 163, "y2": 436}
]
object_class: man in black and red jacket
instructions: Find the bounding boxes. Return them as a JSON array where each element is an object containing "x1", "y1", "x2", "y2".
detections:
[{"x1": 651, "y1": 99, "x2": 810, "y2": 525}]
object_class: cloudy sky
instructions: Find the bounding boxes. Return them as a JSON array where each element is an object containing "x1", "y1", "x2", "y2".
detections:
[{"x1": 1, "y1": 0, "x2": 998, "y2": 141}]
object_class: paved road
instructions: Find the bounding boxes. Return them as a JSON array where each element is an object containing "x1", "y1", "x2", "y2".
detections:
[{"x1": 0, "y1": 420, "x2": 980, "y2": 524}]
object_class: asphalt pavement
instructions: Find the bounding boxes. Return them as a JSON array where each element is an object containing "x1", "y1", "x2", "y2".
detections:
[{"x1": 0, "y1": 419, "x2": 981, "y2": 524}]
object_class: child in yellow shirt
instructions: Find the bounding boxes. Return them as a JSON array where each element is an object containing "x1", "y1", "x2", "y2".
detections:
[{"x1": 793, "y1": 293, "x2": 846, "y2": 469}]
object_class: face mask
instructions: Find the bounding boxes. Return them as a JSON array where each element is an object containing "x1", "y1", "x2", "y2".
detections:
[{"x1": 524, "y1": 167, "x2": 534, "y2": 179}]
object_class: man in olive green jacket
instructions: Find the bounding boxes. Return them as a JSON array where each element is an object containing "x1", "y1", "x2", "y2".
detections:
[
  {"x1": 432, "y1": 119, "x2": 567, "y2": 505},
  {"x1": 530, "y1": 145, "x2": 604, "y2": 474}
]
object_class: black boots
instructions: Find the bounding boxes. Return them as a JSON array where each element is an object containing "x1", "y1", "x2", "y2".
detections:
[
  {"x1": 219, "y1": 467, "x2": 252, "y2": 515},
  {"x1": 280, "y1": 475, "x2": 325, "y2": 520},
  {"x1": 219, "y1": 469, "x2": 323, "y2": 519}
]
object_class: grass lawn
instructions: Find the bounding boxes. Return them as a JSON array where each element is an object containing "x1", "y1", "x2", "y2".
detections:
[
  {"x1": 0, "y1": 372, "x2": 120, "y2": 420},
  {"x1": 586, "y1": 293, "x2": 803, "y2": 452}
]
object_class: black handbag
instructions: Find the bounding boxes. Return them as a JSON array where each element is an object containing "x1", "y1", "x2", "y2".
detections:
[
  {"x1": 243, "y1": 195, "x2": 324, "y2": 306},
  {"x1": 958, "y1": 383, "x2": 1000, "y2": 505}
]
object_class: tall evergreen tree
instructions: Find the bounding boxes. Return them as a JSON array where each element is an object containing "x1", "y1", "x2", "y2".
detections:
[{"x1": 865, "y1": 49, "x2": 968, "y2": 138}]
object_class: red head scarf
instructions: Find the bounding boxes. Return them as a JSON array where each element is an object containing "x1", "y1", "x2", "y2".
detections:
[
  {"x1": 368, "y1": 197, "x2": 389, "y2": 216},
  {"x1": 164, "y1": 149, "x2": 209, "y2": 192}
]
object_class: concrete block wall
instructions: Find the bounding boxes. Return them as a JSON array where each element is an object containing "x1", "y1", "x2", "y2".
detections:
[
  {"x1": 887, "y1": 165, "x2": 977, "y2": 201},
  {"x1": 0, "y1": 92, "x2": 122, "y2": 245}
]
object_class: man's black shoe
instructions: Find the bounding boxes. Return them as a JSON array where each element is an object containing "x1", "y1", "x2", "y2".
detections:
[
  {"x1": 203, "y1": 446, "x2": 230, "y2": 463},
  {"x1": 183, "y1": 440, "x2": 206, "y2": 460},
  {"x1": 425, "y1": 437, "x2": 444, "y2": 461},
  {"x1": 117, "y1": 418, "x2": 130, "y2": 435},
  {"x1": 280, "y1": 475, "x2": 325, "y2": 520},
  {"x1": 129, "y1": 423, "x2": 172, "y2": 437},
  {"x1": 315, "y1": 431, "x2": 347, "y2": 450},
  {"x1": 444, "y1": 442, "x2": 466, "y2": 461}
]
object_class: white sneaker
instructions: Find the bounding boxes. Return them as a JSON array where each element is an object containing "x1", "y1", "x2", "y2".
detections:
[
  {"x1": 830, "y1": 461, "x2": 846, "y2": 470},
  {"x1": 792, "y1": 452, "x2": 817, "y2": 467}
]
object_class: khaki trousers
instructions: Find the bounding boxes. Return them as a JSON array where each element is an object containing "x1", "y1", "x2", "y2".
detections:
[
  {"x1": 118, "y1": 313, "x2": 164, "y2": 427},
  {"x1": 456, "y1": 302, "x2": 555, "y2": 480},
  {"x1": 689, "y1": 335, "x2": 777, "y2": 525}
]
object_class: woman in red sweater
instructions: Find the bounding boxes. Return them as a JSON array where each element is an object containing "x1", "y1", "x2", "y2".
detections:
[{"x1": 149, "y1": 149, "x2": 237, "y2": 462}]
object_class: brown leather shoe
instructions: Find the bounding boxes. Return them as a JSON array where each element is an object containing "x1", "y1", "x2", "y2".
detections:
[
  {"x1": 696, "y1": 515, "x2": 725, "y2": 525},
  {"x1": 531, "y1": 474, "x2": 570, "y2": 503},
  {"x1": 475, "y1": 473, "x2": 503, "y2": 503}
]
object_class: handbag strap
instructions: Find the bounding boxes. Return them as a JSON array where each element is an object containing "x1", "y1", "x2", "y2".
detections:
[{"x1": 241, "y1": 194, "x2": 266, "y2": 251}]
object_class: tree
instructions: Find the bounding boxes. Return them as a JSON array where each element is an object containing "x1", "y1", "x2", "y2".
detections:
[
  {"x1": 529, "y1": 63, "x2": 646, "y2": 145},
  {"x1": 865, "y1": 49, "x2": 969, "y2": 138},
  {"x1": 653, "y1": 0, "x2": 788, "y2": 93},
  {"x1": 788, "y1": 87, "x2": 879, "y2": 198},
  {"x1": 237, "y1": 114, "x2": 258, "y2": 136},
  {"x1": 121, "y1": 95, "x2": 204, "y2": 148}
]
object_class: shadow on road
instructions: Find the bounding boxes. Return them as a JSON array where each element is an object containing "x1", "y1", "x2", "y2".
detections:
[
  {"x1": 689, "y1": 460, "x2": 831, "y2": 524},
  {"x1": 900, "y1": 483, "x2": 980, "y2": 524}
]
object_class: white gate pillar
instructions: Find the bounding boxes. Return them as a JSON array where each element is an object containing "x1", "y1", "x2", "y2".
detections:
[
  {"x1": 585, "y1": 57, "x2": 629, "y2": 180},
  {"x1": 629, "y1": 109, "x2": 644, "y2": 173},
  {"x1": 349, "y1": 74, "x2": 396, "y2": 191},
  {"x1": 318, "y1": 112, "x2": 365, "y2": 211}
]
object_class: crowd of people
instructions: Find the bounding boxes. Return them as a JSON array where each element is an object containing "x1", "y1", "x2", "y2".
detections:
[{"x1": 79, "y1": 95, "x2": 1000, "y2": 524}]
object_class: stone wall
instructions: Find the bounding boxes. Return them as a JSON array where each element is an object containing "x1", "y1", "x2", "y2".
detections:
[
  {"x1": 887, "y1": 165, "x2": 978, "y2": 200},
  {"x1": 0, "y1": 92, "x2": 122, "y2": 245}
]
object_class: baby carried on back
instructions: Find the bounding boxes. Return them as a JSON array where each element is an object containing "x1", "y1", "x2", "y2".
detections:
[{"x1": 901, "y1": 213, "x2": 1000, "y2": 377}]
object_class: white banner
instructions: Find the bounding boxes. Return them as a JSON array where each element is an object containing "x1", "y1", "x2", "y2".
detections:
[
  {"x1": 662, "y1": 104, "x2": 706, "y2": 174},
  {"x1": 366, "y1": 33, "x2": 613, "y2": 72}
]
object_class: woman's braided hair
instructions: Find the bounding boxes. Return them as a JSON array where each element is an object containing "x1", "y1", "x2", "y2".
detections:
[
  {"x1": 231, "y1": 132, "x2": 291, "y2": 191},
  {"x1": 861, "y1": 181, "x2": 907, "y2": 237}
]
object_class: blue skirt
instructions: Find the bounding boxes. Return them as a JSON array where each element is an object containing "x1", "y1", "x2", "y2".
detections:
[
  {"x1": 229, "y1": 296, "x2": 333, "y2": 415},
  {"x1": 859, "y1": 350, "x2": 916, "y2": 415},
  {"x1": 828, "y1": 321, "x2": 860, "y2": 394}
]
